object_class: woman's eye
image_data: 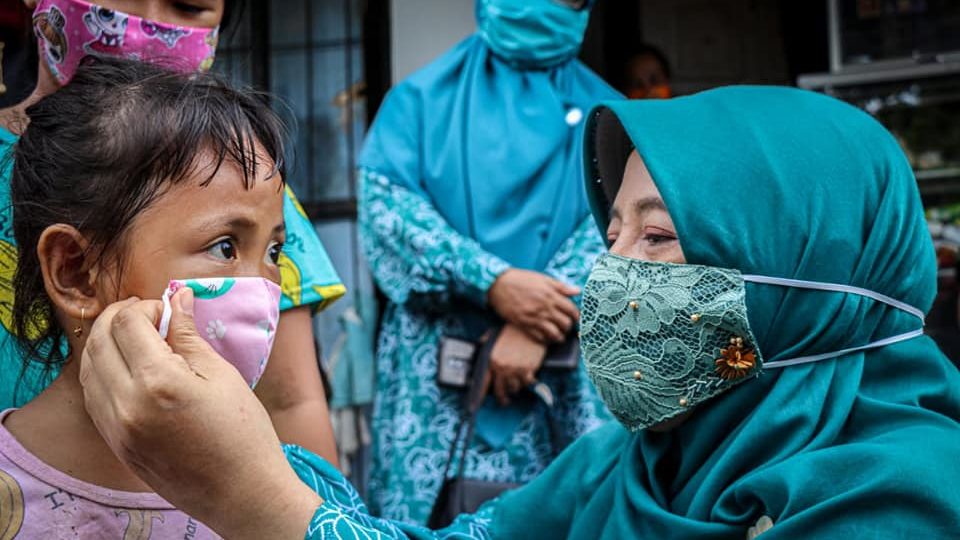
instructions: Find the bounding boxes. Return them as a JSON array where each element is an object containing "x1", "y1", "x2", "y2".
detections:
[
  {"x1": 267, "y1": 243, "x2": 283, "y2": 265},
  {"x1": 207, "y1": 239, "x2": 237, "y2": 261},
  {"x1": 643, "y1": 234, "x2": 676, "y2": 246}
]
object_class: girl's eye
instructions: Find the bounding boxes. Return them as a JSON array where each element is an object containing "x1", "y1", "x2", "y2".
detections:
[
  {"x1": 267, "y1": 243, "x2": 283, "y2": 265},
  {"x1": 174, "y1": 2, "x2": 205, "y2": 14},
  {"x1": 207, "y1": 239, "x2": 237, "y2": 261}
]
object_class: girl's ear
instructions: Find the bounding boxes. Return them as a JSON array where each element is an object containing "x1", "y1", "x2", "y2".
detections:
[{"x1": 36, "y1": 225, "x2": 105, "y2": 330}]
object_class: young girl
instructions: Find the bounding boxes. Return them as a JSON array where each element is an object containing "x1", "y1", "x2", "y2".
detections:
[
  {"x1": 0, "y1": 0, "x2": 342, "y2": 465},
  {"x1": 0, "y1": 58, "x2": 289, "y2": 537}
]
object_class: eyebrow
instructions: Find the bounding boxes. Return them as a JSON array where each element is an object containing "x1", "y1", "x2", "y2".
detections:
[
  {"x1": 610, "y1": 196, "x2": 667, "y2": 221},
  {"x1": 195, "y1": 215, "x2": 286, "y2": 236}
]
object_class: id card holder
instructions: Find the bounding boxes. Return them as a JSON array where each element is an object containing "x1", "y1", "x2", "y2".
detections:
[{"x1": 437, "y1": 336, "x2": 477, "y2": 388}]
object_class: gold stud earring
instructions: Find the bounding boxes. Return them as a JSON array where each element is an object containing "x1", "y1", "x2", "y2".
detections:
[{"x1": 73, "y1": 308, "x2": 85, "y2": 338}]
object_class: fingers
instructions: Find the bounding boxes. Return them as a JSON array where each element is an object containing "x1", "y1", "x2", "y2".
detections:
[
  {"x1": 486, "y1": 268, "x2": 516, "y2": 315},
  {"x1": 545, "y1": 308, "x2": 574, "y2": 336},
  {"x1": 542, "y1": 284, "x2": 580, "y2": 336},
  {"x1": 80, "y1": 297, "x2": 142, "y2": 453},
  {"x1": 526, "y1": 327, "x2": 548, "y2": 343},
  {"x1": 493, "y1": 372, "x2": 510, "y2": 406},
  {"x1": 81, "y1": 297, "x2": 139, "y2": 381},
  {"x1": 494, "y1": 370, "x2": 537, "y2": 406},
  {"x1": 537, "y1": 319, "x2": 566, "y2": 344},
  {"x1": 166, "y1": 289, "x2": 217, "y2": 371},
  {"x1": 489, "y1": 324, "x2": 547, "y2": 405},
  {"x1": 479, "y1": 368, "x2": 492, "y2": 403},
  {"x1": 550, "y1": 279, "x2": 581, "y2": 298},
  {"x1": 553, "y1": 296, "x2": 581, "y2": 324},
  {"x1": 109, "y1": 298, "x2": 172, "y2": 374}
]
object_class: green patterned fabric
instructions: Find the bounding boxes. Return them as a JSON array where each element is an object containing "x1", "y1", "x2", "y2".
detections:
[
  {"x1": 489, "y1": 87, "x2": 960, "y2": 538},
  {"x1": 580, "y1": 255, "x2": 761, "y2": 432},
  {"x1": 358, "y1": 168, "x2": 610, "y2": 525},
  {"x1": 284, "y1": 445, "x2": 495, "y2": 540}
]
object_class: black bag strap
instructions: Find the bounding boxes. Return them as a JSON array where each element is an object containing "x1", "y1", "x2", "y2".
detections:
[{"x1": 439, "y1": 326, "x2": 500, "y2": 482}]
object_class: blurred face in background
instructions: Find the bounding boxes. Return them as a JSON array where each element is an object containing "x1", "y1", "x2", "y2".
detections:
[{"x1": 625, "y1": 52, "x2": 671, "y2": 99}]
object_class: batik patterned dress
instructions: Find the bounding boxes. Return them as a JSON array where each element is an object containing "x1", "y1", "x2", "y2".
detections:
[{"x1": 358, "y1": 169, "x2": 610, "y2": 524}]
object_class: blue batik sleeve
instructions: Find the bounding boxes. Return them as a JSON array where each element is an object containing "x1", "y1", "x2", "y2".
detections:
[
  {"x1": 283, "y1": 445, "x2": 494, "y2": 540},
  {"x1": 541, "y1": 217, "x2": 606, "y2": 299},
  {"x1": 357, "y1": 168, "x2": 509, "y2": 309}
]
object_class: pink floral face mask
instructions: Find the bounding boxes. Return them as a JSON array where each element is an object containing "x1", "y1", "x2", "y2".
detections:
[
  {"x1": 158, "y1": 277, "x2": 281, "y2": 388},
  {"x1": 32, "y1": 0, "x2": 218, "y2": 85}
]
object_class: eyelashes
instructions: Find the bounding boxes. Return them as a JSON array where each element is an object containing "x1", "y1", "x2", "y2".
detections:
[{"x1": 643, "y1": 233, "x2": 677, "y2": 246}]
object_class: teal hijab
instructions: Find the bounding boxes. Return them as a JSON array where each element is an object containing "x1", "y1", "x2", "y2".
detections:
[
  {"x1": 491, "y1": 87, "x2": 960, "y2": 537},
  {"x1": 359, "y1": 0, "x2": 619, "y2": 270}
]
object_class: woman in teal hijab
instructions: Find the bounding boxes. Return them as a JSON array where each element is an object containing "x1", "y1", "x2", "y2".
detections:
[
  {"x1": 278, "y1": 84, "x2": 960, "y2": 538},
  {"x1": 357, "y1": 0, "x2": 619, "y2": 523}
]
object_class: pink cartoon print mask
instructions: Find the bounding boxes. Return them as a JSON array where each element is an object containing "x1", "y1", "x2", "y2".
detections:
[
  {"x1": 32, "y1": 0, "x2": 218, "y2": 85},
  {"x1": 158, "y1": 277, "x2": 281, "y2": 388}
]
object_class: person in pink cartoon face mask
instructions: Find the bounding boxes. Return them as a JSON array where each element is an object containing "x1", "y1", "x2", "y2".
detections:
[{"x1": 0, "y1": 0, "x2": 344, "y2": 468}]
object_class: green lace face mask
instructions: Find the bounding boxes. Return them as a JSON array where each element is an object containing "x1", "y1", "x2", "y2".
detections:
[
  {"x1": 581, "y1": 253, "x2": 925, "y2": 432},
  {"x1": 580, "y1": 254, "x2": 763, "y2": 431}
]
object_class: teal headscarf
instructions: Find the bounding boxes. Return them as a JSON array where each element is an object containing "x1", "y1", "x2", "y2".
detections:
[
  {"x1": 490, "y1": 87, "x2": 960, "y2": 537},
  {"x1": 359, "y1": 0, "x2": 619, "y2": 270}
]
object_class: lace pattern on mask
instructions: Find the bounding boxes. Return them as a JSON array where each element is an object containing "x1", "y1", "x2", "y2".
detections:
[{"x1": 581, "y1": 255, "x2": 763, "y2": 431}]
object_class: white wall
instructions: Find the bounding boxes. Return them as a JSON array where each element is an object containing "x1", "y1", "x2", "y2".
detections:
[
  {"x1": 310, "y1": 1, "x2": 475, "y2": 357},
  {"x1": 390, "y1": 0, "x2": 476, "y2": 82}
]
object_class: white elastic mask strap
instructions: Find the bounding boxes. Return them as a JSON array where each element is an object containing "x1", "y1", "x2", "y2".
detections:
[
  {"x1": 158, "y1": 290, "x2": 173, "y2": 340},
  {"x1": 741, "y1": 274, "x2": 925, "y2": 369},
  {"x1": 741, "y1": 275, "x2": 925, "y2": 320},
  {"x1": 762, "y1": 328, "x2": 924, "y2": 368}
]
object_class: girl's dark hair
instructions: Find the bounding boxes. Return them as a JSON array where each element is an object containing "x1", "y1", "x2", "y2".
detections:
[{"x1": 10, "y1": 56, "x2": 286, "y2": 369}]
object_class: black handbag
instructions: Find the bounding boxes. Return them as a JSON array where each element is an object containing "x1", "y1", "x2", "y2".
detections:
[{"x1": 428, "y1": 329, "x2": 519, "y2": 529}]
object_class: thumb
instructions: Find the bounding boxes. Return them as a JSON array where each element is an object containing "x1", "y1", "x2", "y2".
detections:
[{"x1": 166, "y1": 288, "x2": 216, "y2": 362}]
